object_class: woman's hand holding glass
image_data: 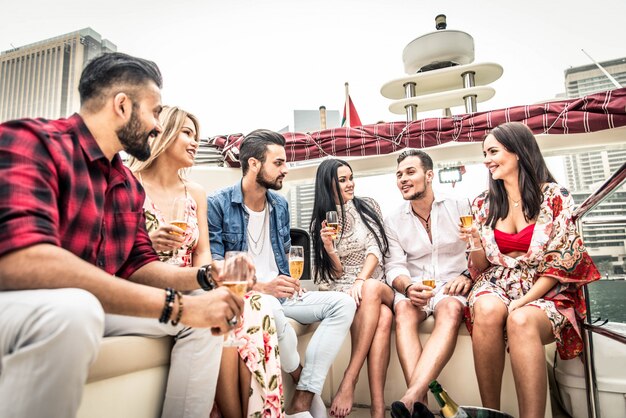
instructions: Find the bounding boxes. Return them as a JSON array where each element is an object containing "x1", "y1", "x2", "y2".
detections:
[
  {"x1": 320, "y1": 220, "x2": 336, "y2": 252},
  {"x1": 325, "y1": 211, "x2": 340, "y2": 250},
  {"x1": 167, "y1": 197, "x2": 189, "y2": 264},
  {"x1": 148, "y1": 224, "x2": 185, "y2": 254},
  {"x1": 457, "y1": 198, "x2": 481, "y2": 252}
]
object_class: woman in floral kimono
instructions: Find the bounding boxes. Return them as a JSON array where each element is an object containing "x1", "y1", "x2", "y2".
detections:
[
  {"x1": 128, "y1": 106, "x2": 283, "y2": 417},
  {"x1": 462, "y1": 122, "x2": 600, "y2": 418}
]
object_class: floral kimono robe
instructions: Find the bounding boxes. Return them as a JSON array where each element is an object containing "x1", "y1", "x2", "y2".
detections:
[{"x1": 466, "y1": 183, "x2": 600, "y2": 360}]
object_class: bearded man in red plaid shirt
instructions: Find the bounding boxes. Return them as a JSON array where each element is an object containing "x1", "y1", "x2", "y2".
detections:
[{"x1": 0, "y1": 52, "x2": 246, "y2": 418}]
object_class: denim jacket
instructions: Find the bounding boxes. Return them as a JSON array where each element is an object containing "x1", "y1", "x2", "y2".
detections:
[{"x1": 207, "y1": 180, "x2": 290, "y2": 275}]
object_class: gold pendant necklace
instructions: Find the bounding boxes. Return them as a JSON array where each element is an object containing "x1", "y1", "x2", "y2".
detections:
[{"x1": 509, "y1": 196, "x2": 521, "y2": 208}]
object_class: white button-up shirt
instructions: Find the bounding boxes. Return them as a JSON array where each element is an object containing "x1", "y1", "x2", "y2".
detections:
[{"x1": 384, "y1": 194, "x2": 468, "y2": 288}]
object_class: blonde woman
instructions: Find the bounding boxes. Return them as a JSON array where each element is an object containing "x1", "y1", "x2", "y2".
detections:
[{"x1": 128, "y1": 106, "x2": 283, "y2": 417}]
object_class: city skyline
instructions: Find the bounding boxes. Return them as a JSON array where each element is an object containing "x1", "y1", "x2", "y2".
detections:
[
  {"x1": 0, "y1": 28, "x2": 116, "y2": 121},
  {"x1": 2, "y1": 0, "x2": 625, "y2": 136}
]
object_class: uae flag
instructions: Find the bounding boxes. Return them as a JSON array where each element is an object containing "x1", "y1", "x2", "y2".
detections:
[{"x1": 341, "y1": 83, "x2": 362, "y2": 127}]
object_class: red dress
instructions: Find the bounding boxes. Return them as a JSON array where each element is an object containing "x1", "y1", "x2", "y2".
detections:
[{"x1": 466, "y1": 183, "x2": 600, "y2": 360}]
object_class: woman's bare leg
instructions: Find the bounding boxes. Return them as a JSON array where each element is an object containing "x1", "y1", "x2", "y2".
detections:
[
  {"x1": 367, "y1": 304, "x2": 393, "y2": 418},
  {"x1": 239, "y1": 353, "x2": 252, "y2": 418},
  {"x1": 471, "y1": 296, "x2": 508, "y2": 410},
  {"x1": 215, "y1": 347, "x2": 243, "y2": 418},
  {"x1": 507, "y1": 306, "x2": 555, "y2": 418},
  {"x1": 330, "y1": 281, "x2": 394, "y2": 418}
]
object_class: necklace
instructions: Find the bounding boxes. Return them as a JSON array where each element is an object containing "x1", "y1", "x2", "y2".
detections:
[
  {"x1": 509, "y1": 196, "x2": 522, "y2": 208},
  {"x1": 411, "y1": 207, "x2": 431, "y2": 234},
  {"x1": 246, "y1": 203, "x2": 268, "y2": 255}
]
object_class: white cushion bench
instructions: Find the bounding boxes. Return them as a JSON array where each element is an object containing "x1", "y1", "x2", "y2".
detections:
[{"x1": 78, "y1": 317, "x2": 552, "y2": 417}]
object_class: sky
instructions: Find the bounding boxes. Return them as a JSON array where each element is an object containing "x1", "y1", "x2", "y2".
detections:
[{"x1": 2, "y1": 0, "x2": 626, "y2": 138}]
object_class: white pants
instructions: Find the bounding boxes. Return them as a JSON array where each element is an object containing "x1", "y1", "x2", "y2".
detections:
[
  {"x1": 263, "y1": 290, "x2": 356, "y2": 395},
  {"x1": 0, "y1": 288, "x2": 222, "y2": 418}
]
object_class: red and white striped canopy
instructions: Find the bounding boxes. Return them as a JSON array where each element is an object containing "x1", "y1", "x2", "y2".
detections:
[{"x1": 210, "y1": 88, "x2": 626, "y2": 167}]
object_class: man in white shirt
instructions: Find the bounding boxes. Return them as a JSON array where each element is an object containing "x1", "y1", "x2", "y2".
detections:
[
  {"x1": 208, "y1": 129, "x2": 356, "y2": 418},
  {"x1": 384, "y1": 149, "x2": 472, "y2": 418}
]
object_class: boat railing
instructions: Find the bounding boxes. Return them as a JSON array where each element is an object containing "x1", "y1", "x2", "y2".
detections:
[{"x1": 572, "y1": 160, "x2": 626, "y2": 418}]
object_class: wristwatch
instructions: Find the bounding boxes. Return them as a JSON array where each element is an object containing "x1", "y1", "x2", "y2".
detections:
[{"x1": 197, "y1": 264, "x2": 216, "y2": 291}]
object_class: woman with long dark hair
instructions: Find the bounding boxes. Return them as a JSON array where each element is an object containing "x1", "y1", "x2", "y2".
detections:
[
  {"x1": 463, "y1": 122, "x2": 600, "y2": 418},
  {"x1": 310, "y1": 159, "x2": 394, "y2": 418}
]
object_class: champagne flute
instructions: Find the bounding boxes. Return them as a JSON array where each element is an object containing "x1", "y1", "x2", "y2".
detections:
[
  {"x1": 412, "y1": 265, "x2": 435, "y2": 312},
  {"x1": 422, "y1": 264, "x2": 436, "y2": 289},
  {"x1": 457, "y1": 198, "x2": 480, "y2": 252},
  {"x1": 326, "y1": 210, "x2": 339, "y2": 250},
  {"x1": 170, "y1": 197, "x2": 188, "y2": 235},
  {"x1": 221, "y1": 251, "x2": 250, "y2": 347},
  {"x1": 289, "y1": 245, "x2": 304, "y2": 299},
  {"x1": 168, "y1": 197, "x2": 188, "y2": 265}
]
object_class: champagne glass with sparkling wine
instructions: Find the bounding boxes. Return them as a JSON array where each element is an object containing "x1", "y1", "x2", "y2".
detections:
[
  {"x1": 221, "y1": 251, "x2": 250, "y2": 347},
  {"x1": 169, "y1": 197, "x2": 188, "y2": 264},
  {"x1": 326, "y1": 210, "x2": 339, "y2": 250},
  {"x1": 289, "y1": 245, "x2": 304, "y2": 299},
  {"x1": 422, "y1": 264, "x2": 436, "y2": 289},
  {"x1": 457, "y1": 198, "x2": 480, "y2": 252}
]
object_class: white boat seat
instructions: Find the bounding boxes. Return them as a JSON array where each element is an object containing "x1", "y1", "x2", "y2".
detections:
[{"x1": 78, "y1": 316, "x2": 552, "y2": 418}]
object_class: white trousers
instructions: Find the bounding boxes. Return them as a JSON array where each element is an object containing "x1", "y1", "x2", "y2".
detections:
[
  {"x1": 0, "y1": 288, "x2": 222, "y2": 418},
  {"x1": 263, "y1": 290, "x2": 356, "y2": 395}
]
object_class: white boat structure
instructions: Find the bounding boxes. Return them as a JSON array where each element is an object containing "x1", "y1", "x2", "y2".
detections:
[{"x1": 77, "y1": 15, "x2": 626, "y2": 418}]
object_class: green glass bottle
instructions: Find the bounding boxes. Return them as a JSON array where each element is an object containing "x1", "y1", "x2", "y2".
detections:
[{"x1": 429, "y1": 380, "x2": 469, "y2": 418}]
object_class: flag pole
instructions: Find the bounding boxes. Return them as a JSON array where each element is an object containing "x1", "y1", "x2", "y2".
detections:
[
  {"x1": 581, "y1": 49, "x2": 623, "y2": 89},
  {"x1": 344, "y1": 82, "x2": 350, "y2": 127},
  {"x1": 319, "y1": 106, "x2": 327, "y2": 130}
]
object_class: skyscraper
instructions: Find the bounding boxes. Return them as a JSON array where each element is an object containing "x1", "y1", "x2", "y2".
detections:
[
  {"x1": 0, "y1": 28, "x2": 116, "y2": 122},
  {"x1": 563, "y1": 57, "x2": 626, "y2": 275},
  {"x1": 564, "y1": 57, "x2": 626, "y2": 98}
]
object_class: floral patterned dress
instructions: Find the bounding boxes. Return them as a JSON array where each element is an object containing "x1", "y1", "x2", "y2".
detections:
[
  {"x1": 232, "y1": 293, "x2": 284, "y2": 417},
  {"x1": 141, "y1": 183, "x2": 284, "y2": 417},
  {"x1": 465, "y1": 183, "x2": 600, "y2": 360},
  {"x1": 325, "y1": 198, "x2": 387, "y2": 293},
  {"x1": 143, "y1": 190, "x2": 198, "y2": 267}
]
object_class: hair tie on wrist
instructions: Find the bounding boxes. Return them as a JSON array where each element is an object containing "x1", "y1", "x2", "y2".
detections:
[{"x1": 403, "y1": 283, "x2": 414, "y2": 298}]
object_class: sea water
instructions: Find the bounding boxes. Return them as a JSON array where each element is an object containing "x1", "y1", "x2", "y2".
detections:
[{"x1": 587, "y1": 279, "x2": 626, "y2": 335}]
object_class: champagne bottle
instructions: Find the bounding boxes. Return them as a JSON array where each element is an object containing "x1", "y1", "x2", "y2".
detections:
[{"x1": 429, "y1": 380, "x2": 469, "y2": 418}]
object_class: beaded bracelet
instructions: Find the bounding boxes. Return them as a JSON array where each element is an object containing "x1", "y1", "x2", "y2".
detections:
[
  {"x1": 159, "y1": 288, "x2": 176, "y2": 324},
  {"x1": 171, "y1": 290, "x2": 184, "y2": 326}
]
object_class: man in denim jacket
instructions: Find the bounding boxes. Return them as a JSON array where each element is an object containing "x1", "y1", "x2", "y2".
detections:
[{"x1": 208, "y1": 129, "x2": 356, "y2": 418}]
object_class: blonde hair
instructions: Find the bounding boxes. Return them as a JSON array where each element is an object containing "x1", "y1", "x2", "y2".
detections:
[{"x1": 127, "y1": 105, "x2": 200, "y2": 176}]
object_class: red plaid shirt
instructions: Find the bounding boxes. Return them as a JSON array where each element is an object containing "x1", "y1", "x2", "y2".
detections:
[{"x1": 0, "y1": 114, "x2": 159, "y2": 278}]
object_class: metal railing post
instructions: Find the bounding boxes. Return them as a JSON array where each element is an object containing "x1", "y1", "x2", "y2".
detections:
[{"x1": 581, "y1": 284, "x2": 601, "y2": 418}]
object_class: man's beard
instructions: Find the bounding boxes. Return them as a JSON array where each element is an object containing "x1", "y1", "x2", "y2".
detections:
[
  {"x1": 404, "y1": 179, "x2": 428, "y2": 201},
  {"x1": 117, "y1": 110, "x2": 158, "y2": 161},
  {"x1": 256, "y1": 167, "x2": 283, "y2": 190}
]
